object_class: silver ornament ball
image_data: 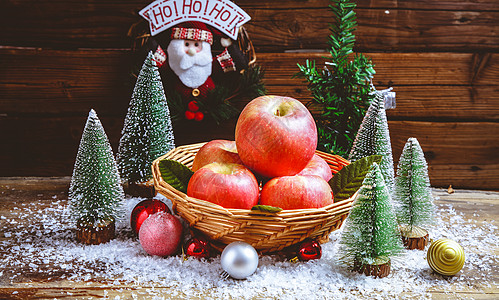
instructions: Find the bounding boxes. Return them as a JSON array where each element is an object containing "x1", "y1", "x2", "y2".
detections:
[{"x1": 221, "y1": 241, "x2": 259, "y2": 279}]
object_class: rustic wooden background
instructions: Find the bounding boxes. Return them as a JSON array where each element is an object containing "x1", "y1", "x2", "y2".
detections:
[{"x1": 1, "y1": 0, "x2": 498, "y2": 190}]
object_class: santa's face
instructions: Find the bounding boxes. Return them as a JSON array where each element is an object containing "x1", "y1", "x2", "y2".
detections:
[{"x1": 167, "y1": 39, "x2": 212, "y2": 89}]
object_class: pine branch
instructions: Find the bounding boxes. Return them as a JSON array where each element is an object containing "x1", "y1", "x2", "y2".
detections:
[{"x1": 295, "y1": 0, "x2": 375, "y2": 157}]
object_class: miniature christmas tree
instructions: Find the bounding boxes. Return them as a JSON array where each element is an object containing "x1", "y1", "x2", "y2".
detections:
[
  {"x1": 348, "y1": 91, "x2": 395, "y2": 190},
  {"x1": 117, "y1": 52, "x2": 175, "y2": 194},
  {"x1": 69, "y1": 109, "x2": 124, "y2": 245},
  {"x1": 296, "y1": 0, "x2": 376, "y2": 157},
  {"x1": 337, "y1": 162, "x2": 403, "y2": 278},
  {"x1": 393, "y1": 137, "x2": 435, "y2": 250}
]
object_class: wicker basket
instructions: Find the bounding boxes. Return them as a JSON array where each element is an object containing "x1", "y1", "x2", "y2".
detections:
[{"x1": 152, "y1": 143, "x2": 355, "y2": 254}]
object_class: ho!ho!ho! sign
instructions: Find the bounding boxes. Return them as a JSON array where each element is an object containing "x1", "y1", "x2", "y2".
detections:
[{"x1": 139, "y1": 0, "x2": 251, "y2": 40}]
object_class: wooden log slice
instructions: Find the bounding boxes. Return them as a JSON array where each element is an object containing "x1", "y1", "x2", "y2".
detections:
[
  {"x1": 125, "y1": 179, "x2": 156, "y2": 198},
  {"x1": 399, "y1": 225, "x2": 430, "y2": 250},
  {"x1": 76, "y1": 219, "x2": 115, "y2": 245},
  {"x1": 354, "y1": 257, "x2": 391, "y2": 278}
]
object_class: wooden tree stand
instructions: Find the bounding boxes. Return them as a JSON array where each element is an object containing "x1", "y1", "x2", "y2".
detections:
[
  {"x1": 76, "y1": 219, "x2": 115, "y2": 245},
  {"x1": 125, "y1": 179, "x2": 156, "y2": 198},
  {"x1": 399, "y1": 225, "x2": 429, "y2": 250},
  {"x1": 354, "y1": 257, "x2": 391, "y2": 278}
]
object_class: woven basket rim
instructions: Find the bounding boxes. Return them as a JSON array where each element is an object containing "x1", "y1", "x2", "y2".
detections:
[
  {"x1": 152, "y1": 142, "x2": 352, "y2": 213},
  {"x1": 152, "y1": 142, "x2": 355, "y2": 253}
]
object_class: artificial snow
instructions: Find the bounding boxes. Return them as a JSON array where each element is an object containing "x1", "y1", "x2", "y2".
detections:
[{"x1": 1, "y1": 193, "x2": 497, "y2": 299}]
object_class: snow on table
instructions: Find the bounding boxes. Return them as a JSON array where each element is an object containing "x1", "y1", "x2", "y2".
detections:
[{"x1": 0, "y1": 182, "x2": 498, "y2": 299}]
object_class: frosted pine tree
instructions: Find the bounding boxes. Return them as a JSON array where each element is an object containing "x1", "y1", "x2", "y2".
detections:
[
  {"x1": 117, "y1": 52, "x2": 175, "y2": 185},
  {"x1": 348, "y1": 91, "x2": 394, "y2": 190},
  {"x1": 393, "y1": 137, "x2": 435, "y2": 249},
  {"x1": 337, "y1": 162, "x2": 403, "y2": 277},
  {"x1": 69, "y1": 109, "x2": 124, "y2": 243}
]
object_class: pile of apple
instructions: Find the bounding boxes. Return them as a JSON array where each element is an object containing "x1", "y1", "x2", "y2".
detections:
[{"x1": 187, "y1": 95, "x2": 334, "y2": 210}]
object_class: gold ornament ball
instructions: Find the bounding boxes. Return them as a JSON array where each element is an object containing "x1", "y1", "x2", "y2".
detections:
[{"x1": 427, "y1": 238, "x2": 465, "y2": 276}]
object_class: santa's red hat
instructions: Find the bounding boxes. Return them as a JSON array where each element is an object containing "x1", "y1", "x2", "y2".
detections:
[{"x1": 170, "y1": 21, "x2": 224, "y2": 45}]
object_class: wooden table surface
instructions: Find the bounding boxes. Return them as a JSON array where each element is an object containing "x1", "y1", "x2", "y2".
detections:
[{"x1": 0, "y1": 177, "x2": 498, "y2": 299}]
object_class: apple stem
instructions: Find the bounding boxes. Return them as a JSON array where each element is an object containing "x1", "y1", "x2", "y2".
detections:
[{"x1": 275, "y1": 109, "x2": 281, "y2": 117}]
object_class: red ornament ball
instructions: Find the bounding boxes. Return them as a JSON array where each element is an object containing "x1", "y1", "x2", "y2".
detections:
[
  {"x1": 185, "y1": 110, "x2": 195, "y2": 120},
  {"x1": 185, "y1": 237, "x2": 211, "y2": 259},
  {"x1": 139, "y1": 211, "x2": 183, "y2": 257},
  {"x1": 188, "y1": 100, "x2": 199, "y2": 112},
  {"x1": 297, "y1": 239, "x2": 322, "y2": 261},
  {"x1": 130, "y1": 199, "x2": 170, "y2": 235},
  {"x1": 194, "y1": 111, "x2": 204, "y2": 121}
]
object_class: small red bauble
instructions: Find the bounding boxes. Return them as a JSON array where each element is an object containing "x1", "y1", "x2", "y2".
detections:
[
  {"x1": 185, "y1": 237, "x2": 211, "y2": 259},
  {"x1": 185, "y1": 110, "x2": 195, "y2": 120},
  {"x1": 188, "y1": 101, "x2": 199, "y2": 112},
  {"x1": 297, "y1": 239, "x2": 322, "y2": 261},
  {"x1": 194, "y1": 111, "x2": 204, "y2": 121},
  {"x1": 130, "y1": 199, "x2": 170, "y2": 235}
]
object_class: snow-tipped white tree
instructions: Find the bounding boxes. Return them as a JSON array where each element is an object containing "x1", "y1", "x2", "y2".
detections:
[
  {"x1": 348, "y1": 91, "x2": 394, "y2": 190},
  {"x1": 337, "y1": 162, "x2": 403, "y2": 277},
  {"x1": 393, "y1": 137, "x2": 435, "y2": 239},
  {"x1": 69, "y1": 109, "x2": 124, "y2": 227},
  {"x1": 117, "y1": 52, "x2": 175, "y2": 185}
]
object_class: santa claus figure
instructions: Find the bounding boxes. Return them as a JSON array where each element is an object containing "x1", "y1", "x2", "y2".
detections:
[{"x1": 148, "y1": 21, "x2": 248, "y2": 122}]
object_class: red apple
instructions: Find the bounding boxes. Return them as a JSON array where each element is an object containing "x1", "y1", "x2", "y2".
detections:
[
  {"x1": 235, "y1": 95, "x2": 317, "y2": 178},
  {"x1": 187, "y1": 162, "x2": 259, "y2": 209},
  {"x1": 260, "y1": 175, "x2": 333, "y2": 210},
  {"x1": 139, "y1": 211, "x2": 183, "y2": 257},
  {"x1": 297, "y1": 154, "x2": 333, "y2": 182},
  {"x1": 192, "y1": 140, "x2": 243, "y2": 172}
]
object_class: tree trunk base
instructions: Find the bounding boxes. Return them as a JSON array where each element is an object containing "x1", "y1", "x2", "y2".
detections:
[
  {"x1": 76, "y1": 219, "x2": 115, "y2": 245},
  {"x1": 400, "y1": 225, "x2": 429, "y2": 250},
  {"x1": 125, "y1": 179, "x2": 156, "y2": 198},
  {"x1": 354, "y1": 258, "x2": 391, "y2": 278}
]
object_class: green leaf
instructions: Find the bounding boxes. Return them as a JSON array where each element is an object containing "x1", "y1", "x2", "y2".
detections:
[
  {"x1": 251, "y1": 205, "x2": 283, "y2": 213},
  {"x1": 329, "y1": 155, "x2": 383, "y2": 202},
  {"x1": 158, "y1": 159, "x2": 194, "y2": 193}
]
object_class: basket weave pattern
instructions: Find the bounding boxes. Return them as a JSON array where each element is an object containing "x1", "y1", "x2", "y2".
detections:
[{"x1": 152, "y1": 143, "x2": 354, "y2": 253}]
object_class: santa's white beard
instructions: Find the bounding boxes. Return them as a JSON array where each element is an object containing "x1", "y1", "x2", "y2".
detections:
[{"x1": 167, "y1": 39, "x2": 213, "y2": 89}]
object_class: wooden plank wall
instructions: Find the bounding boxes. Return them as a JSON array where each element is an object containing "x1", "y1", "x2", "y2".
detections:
[{"x1": 0, "y1": 0, "x2": 498, "y2": 190}]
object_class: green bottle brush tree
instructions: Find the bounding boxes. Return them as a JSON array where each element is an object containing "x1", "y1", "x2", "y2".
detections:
[
  {"x1": 117, "y1": 52, "x2": 176, "y2": 196},
  {"x1": 69, "y1": 109, "x2": 124, "y2": 245},
  {"x1": 348, "y1": 91, "x2": 395, "y2": 191},
  {"x1": 392, "y1": 137, "x2": 435, "y2": 250},
  {"x1": 337, "y1": 162, "x2": 404, "y2": 278}
]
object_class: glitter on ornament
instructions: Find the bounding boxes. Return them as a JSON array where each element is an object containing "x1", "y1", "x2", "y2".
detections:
[{"x1": 138, "y1": 211, "x2": 183, "y2": 257}]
